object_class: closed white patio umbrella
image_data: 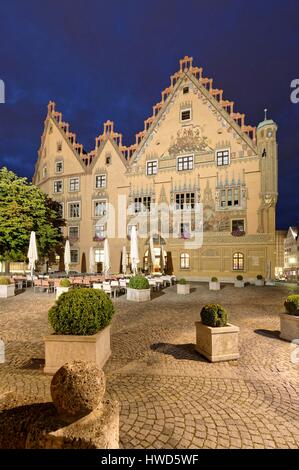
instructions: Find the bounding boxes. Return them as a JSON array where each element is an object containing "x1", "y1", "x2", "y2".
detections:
[
  {"x1": 27, "y1": 231, "x2": 38, "y2": 278},
  {"x1": 103, "y1": 238, "x2": 111, "y2": 276},
  {"x1": 130, "y1": 226, "x2": 139, "y2": 275},
  {"x1": 89, "y1": 247, "x2": 95, "y2": 273},
  {"x1": 149, "y1": 235, "x2": 155, "y2": 272},
  {"x1": 64, "y1": 240, "x2": 71, "y2": 275},
  {"x1": 122, "y1": 246, "x2": 127, "y2": 275}
]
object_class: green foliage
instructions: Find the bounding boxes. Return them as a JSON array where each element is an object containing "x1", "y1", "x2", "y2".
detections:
[
  {"x1": 211, "y1": 277, "x2": 218, "y2": 282},
  {"x1": 256, "y1": 274, "x2": 263, "y2": 280},
  {"x1": 0, "y1": 167, "x2": 65, "y2": 263},
  {"x1": 128, "y1": 275, "x2": 149, "y2": 289},
  {"x1": 178, "y1": 278, "x2": 187, "y2": 285},
  {"x1": 284, "y1": 295, "x2": 299, "y2": 316},
  {"x1": 236, "y1": 275, "x2": 243, "y2": 281},
  {"x1": 0, "y1": 276, "x2": 11, "y2": 285},
  {"x1": 48, "y1": 288, "x2": 114, "y2": 335},
  {"x1": 200, "y1": 303, "x2": 228, "y2": 327},
  {"x1": 60, "y1": 278, "x2": 71, "y2": 287}
]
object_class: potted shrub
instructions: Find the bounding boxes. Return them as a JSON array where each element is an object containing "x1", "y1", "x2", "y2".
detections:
[
  {"x1": 255, "y1": 274, "x2": 264, "y2": 286},
  {"x1": 177, "y1": 278, "x2": 190, "y2": 295},
  {"x1": 234, "y1": 275, "x2": 244, "y2": 288},
  {"x1": 127, "y1": 275, "x2": 151, "y2": 302},
  {"x1": 0, "y1": 277, "x2": 15, "y2": 298},
  {"x1": 280, "y1": 294, "x2": 299, "y2": 341},
  {"x1": 209, "y1": 276, "x2": 220, "y2": 291},
  {"x1": 56, "y1": 278, "x2": 72, "y2": 299},
  {"x1": 44, "y1": 288, "x2": 114, "y2": 374},
  {"x1": 195, "y1": 304, "x2": 240, "y2": 362}
]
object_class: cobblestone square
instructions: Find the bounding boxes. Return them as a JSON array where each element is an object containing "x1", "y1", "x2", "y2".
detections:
[{"x1": 0, "y1": 283, "x2": 298, "y2": 449}]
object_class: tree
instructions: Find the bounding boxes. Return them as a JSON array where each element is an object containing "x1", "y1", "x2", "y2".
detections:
[{"x1": 0, "y1": 167, "x2": 65, "y2": 268}]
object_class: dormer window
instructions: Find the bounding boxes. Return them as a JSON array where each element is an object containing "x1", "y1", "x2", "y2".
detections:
[
  {"x1": 106, "y1": 155, "x2": 111, "y2": 165},
  {"x1": 183, "y1": 86, "x2": 189, "y2": 94},
  {"x1": 57, "y1": 141, "x2": 62, "y2": 152}
]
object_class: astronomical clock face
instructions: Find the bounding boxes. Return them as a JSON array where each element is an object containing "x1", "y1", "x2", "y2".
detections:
[{"x1": 267, "y1": 129, "x2": 273, "y2": 138}]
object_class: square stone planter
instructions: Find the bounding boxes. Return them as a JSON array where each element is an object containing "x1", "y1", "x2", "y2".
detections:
[
  {"x1": 234, "y1": 280, "x2": 244, "y2": 288},
  {"x1": 280, "y1": 313, "x2": 299, "y2": 341},
  {"x1": 177, "y1": 283, "x2": 190, "y2": 295},
  {"x1": 44, "y1": 325, "x2": 111, "y2": 374},
  {"x1": 0, "y1": 284, "x2": 15, "y2": 298},
  {"x1": 255, "y1": 279, "x2": 264, "y2": 286},
  {"x1": 126, "y1": 287, "x2": 151, "y2": 302},
  {"x1": 209, "y1": 281, "x2": 220, "y2": 291},
  {"x1": 56, "y1": 286, "x2": 71, "y2": 300},
  {"x1": 195, "y1": 321, "x2": 240, "y2": 362}
]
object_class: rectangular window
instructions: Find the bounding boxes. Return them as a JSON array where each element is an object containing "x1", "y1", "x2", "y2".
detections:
[
  {"x1": 146, "y1": 160, "x2": 158, "y2": 175},
  {"x1": 68, "y1": 202, "x2": 80, "y2": 218},
  {"x1": 175, "y1": 193, "x2": 195, "y2": 210},
  {"x1": 95, "y1": 225, "x2": 105, "y2": 239},
  {"x1": 180, "y1": 253, "x2": 190, "y2": 269},
  {"x1": 180, "y1": 223, "x2": 190, "y2": 239},
  {"x1": 95, "y1": 174, "x2": 106, "y2": 188},
  {"x1": 232, "y1": 219, "x2": 245, "y2": 233},
  {"x1": 183, "y1": 86, "x2": 189, "y2": 94},
  {"x1": 69, "y1": 177, "x2": 80, "y2": 192},
  {"x1": 94, "y1": 200, "x2": 107, "y2": 217},
  {"x1": 57, "y1": 141, "x2": 62, "y2": 152},
  {"x1": 53, "y1": 180, "x2": 63, "y2": 193},
  {"x1": 216, "y1": 149, "x2": 230, "y2": 166},
  {"x1": 134, "y1": 196, "x2": 151, "y2": 213},
  {"x1": 177, "y1": 155, "x2": 193, "y2": 171},
  {"x1": 70, "y1": 249, "x2": 79, "y2": 264},
  {"x1": 181, "y1": 109, "x2": 191, "y2": 121},
  {"x1": 55, "y1": 161, "x2": 63, "y2": 173},
  {"x1": 220, "y1": 187, "x2": 241, "y2": 208},
  {"x1": 69, "y1": 226, "x2": 79, "y2": 239}
]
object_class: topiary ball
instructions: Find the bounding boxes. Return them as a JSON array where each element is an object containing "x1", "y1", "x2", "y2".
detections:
[
  {"x1": 200, "y1": 303, "x2": 228, "y2": 327},
  {"x1": 284, "y1": 294, "x2": 299, "y2": 316},
  {"x1": 178, "y1": 278, "x2": 187, "y2": 285},
  {"x1": 256, "y1": 274, "x2": 263, "y2": 280},
  {"x1": 51, "y1": 361, "x2": 106, "y2": 417},
  {"x1": 0, "y1": 277, "x2": 11, "y2": 285},
  {"x1": 59, "y1": 278, "x2": 71, "y2": 287},
  {"x1": 236, "y1": 275, "x2": 243, "y2": 281},
  {"x1": 48, "y1": 288, "x2": 114, "y2": 335},
  {"x1": 128, "y1": 275, "x2": 149, "y2": 290},
  {"x1": 211, "y1": 277, "x2": 218, "y2": 282}
]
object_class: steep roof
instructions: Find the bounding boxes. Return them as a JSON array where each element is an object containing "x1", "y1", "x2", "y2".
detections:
[{"x1": 40, "y1": 56, "x2": 257, "y2": 169}]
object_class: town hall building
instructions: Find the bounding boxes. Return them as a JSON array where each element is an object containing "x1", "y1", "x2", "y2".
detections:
[{"x1": 33, "y1": 56, "x2": 278, "y2": 281}]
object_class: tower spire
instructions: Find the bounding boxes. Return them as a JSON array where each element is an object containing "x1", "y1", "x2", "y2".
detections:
[{"x1": 264, "y1": 108, "x2": 268, "y2": 121}]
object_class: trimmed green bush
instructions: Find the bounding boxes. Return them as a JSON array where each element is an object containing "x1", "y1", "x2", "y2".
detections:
[
  {"x1": 256, "y1": 274, "x2": 263, "y2": 280},
  {"x1": 178, "y1": 278, "x2": 187, "y2": 285},
  {"x1": 0, "y1": 277, "x2": 11, "y2": 285},
  {"x1": 284, "y1": 295, "x2": 299, "y2": 316},
  {"x1": 236, "y1": 275, "x2": 243, "y2": 281},
  {"x1": 48, "y1": 288, "x2": 114, "y2": 335},
  {"x1": 211, "y1": 277, "x2": 218, "y2": 282},
  {"x1": 200, "y1": 304, "x2": 228, "y2": 327},
  {"x1": 128, "y1": 275, "x2": 149, "y2": 290},
  {"x1": 60, "y1": 278, "x2": 71, "y2": 287}
]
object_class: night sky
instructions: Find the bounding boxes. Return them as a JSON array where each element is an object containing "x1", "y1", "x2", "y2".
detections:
[{"x1": 0, "y1": 0, "x2": 298, "y2": 229}]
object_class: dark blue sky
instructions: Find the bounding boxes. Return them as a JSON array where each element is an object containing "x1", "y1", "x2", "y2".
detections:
[{"x1": 0, "y1": 0, "x2": 298, "y2": 228}]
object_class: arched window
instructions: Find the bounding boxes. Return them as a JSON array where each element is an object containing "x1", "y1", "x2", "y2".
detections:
[
  {"x1": 233, "y1": 252, "x2": 244, "y2": 271},
  {"x1": 180, "y1": 253, "x2": 190, "y2": 269}
]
